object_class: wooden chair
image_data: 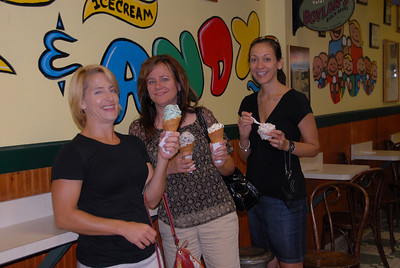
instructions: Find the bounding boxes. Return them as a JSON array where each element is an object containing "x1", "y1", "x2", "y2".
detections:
[
  {"x1": 305, "y1": 181, "x2": 369, "y2": 268},
  {"x1": 382, "y1": 140, "x2": 400, "y2": 252},
  {"x1": 320, "y1": 168, "x2": 389, "y2": 267}
]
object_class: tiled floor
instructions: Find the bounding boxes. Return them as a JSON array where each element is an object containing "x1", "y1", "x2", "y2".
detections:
[{"x1": 359, "y1": 217, "x2": 400, "y2": 268}]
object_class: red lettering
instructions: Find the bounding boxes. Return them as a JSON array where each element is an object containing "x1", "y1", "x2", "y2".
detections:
[
  {"x1": 304, "y1": 10, "x2": 310, "y2": 25},
  {"x1": 198, "y1": 17, "x2": 232, "y2": 96}
]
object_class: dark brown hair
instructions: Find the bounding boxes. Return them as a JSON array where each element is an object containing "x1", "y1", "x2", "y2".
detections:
[
  {"x1": 249, "y1": 35, "x2": 287, "y2": 85},
  {"x1": 137, "y1": 54, "x2": 199, "y2": 138}
]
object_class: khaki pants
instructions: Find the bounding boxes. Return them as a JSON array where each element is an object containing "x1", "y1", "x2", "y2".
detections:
[{"x1": 158, "y1": 212, "x2": 240, "y2": 268}]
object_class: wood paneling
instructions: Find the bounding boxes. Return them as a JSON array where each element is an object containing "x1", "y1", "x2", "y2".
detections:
[
  {"x1": 376, "y1": 113, "x2": 400, "y2": 149},
  {"x1": 0, "y1": 167, "x2": 51, "y2": 202}
]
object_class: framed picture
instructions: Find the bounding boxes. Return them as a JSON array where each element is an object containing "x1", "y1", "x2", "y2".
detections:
[
  {"x1": 356, "y1": 0, "x2": 367, "y2": 5},
  {"x1": 384, "y1": 0, "x2": 392, "y2": 25},
  {"x1": 397, "y1": 6, "x2": 400, "y2": 33},
  {"x1": 369, "y1": 23, "x2": 379, "y2": 49},
  {"x1": 289, "y1": 45, "x2": 310, "y2": 100},
  {"x1": 383, "y1": 40, "x2": 399, "y2": 102}
]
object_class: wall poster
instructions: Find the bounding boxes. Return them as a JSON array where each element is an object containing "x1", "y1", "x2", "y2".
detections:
[
  {"x1": 289, "y1": 45, "x2": 310, "y2": 100},
  {"x1": 383, "y1": 39, "x2": 399, "y2": 102}
]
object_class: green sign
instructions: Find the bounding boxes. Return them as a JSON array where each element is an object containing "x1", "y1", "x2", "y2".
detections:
[{"x1": 299, "y1": 0, "x2": 355, "y2": 32}]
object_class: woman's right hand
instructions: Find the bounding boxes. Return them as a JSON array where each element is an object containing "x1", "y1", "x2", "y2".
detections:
[
  {"x1": 119, "y1": 221, "x2": 157, "y2": 249},
  {"x1": 238, "y1": 111, "x2": 253, "y2": 139},
  {"x1": 167, "y1": 152, "x2": 196, "y2": 175}
]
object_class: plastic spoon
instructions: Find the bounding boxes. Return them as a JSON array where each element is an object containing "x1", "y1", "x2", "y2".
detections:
[{"x1": 251, "y1": 116, "x2": 261, "y2": 125}]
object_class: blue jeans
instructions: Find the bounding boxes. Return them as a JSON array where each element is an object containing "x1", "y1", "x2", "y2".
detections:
[{"x1": 248, "y1": 195, "x2": 307, "y2": 263}]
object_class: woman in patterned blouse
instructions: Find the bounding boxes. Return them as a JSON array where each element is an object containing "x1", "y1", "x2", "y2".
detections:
[{"x1": 129, "y1": 55, "x2": 240, "y2": 268}]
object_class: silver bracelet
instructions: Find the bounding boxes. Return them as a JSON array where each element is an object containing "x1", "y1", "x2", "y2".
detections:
[{"x1": 239, "y1": 140, "x2": 250, "y2": 152}]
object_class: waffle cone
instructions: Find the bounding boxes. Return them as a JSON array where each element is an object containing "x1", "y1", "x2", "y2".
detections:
[
  {"x1": 163, "y1": 116, "x2": 182, "y2": 131},
  {"x1": 208, "y1": 128, "x2": 224, "y2": 143},
  {"x1": 180, "y1": 142, "x2": 194, "y2": 154}
]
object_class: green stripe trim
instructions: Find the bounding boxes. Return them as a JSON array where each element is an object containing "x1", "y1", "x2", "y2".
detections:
[
  {"x1": 1, "y1": 105, "x2": 399, "y2": 174},
  {"x1": 0, "y1": 141, "x2": 68, "y2": 174},
  {"x1": 314, "y1": 105, "x2": 400, "y2": 128}
]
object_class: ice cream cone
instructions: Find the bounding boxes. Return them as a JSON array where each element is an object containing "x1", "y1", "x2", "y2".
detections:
[
  {"x1": 208, "y1": 128, "x2": 224, "y2": 143},
  {"x1": 180, "y1": 142, "x2": 194, "y2": 154},
  {"x1": 163, "y1": 116, "x2": 182, "y2": 131}
]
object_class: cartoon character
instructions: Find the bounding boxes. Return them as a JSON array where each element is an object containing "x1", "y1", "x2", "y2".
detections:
[
  {"x1": 313, "y1": 56, "x2": 327, "y2": 88},
  {"x1": 348, "y1": 20, "x2": 363, "y2": 75},
  {"x1": 319, "y1": 52, "x2": 328, "y2": 74},
  {"x1": 343, "y1": 54, "x2": 356, "y2": 96},
  {"x1": 364, "y1": 56, "x2": 372, "y2": 95},
  {"x1": 355, "y1": 57, "x2": 366, "y2": 95},
  {"x1": 326, "y1": 55, "x2": 341, "y2": 103},
  {"x1": 328, "y1": 25, "x2": 346, "y2": 56},
  {"x1": 370, "y1": 61, "x2": 378, "y2": 93},
  {"x1": 336, "y1": 51, "x2": 344, "y2": 90}
]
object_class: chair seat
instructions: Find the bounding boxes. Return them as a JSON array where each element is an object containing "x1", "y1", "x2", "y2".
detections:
[{"x1": 305, "y1": 250, "x2": 359, "y2": 268}]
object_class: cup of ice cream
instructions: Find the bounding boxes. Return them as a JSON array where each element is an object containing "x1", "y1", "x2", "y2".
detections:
[{"x1": 257, "y1": 123, "x2": 276, "y2": 140}]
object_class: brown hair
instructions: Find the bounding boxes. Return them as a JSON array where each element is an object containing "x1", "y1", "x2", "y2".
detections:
[{"x1": 137, "y1": 55, "x2": 199, "y2": 138}]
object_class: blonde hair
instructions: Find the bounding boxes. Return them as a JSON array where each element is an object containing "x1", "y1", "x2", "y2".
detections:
[
  {"x1": 348, "y1": 20, "x2": 363, "y2": 46},
  {"x1": 68, "y1": 64, "x2": 121, "y2": 130}
]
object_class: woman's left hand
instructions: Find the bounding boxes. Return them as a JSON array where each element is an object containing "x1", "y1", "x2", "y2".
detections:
[
  {"x1": 159, "y1": 131, "x2": 180, "y2": 159},
  {"x1": 267, "y1": 129, "x2": 289, "y2": 151},
  {"x1": 210, "y1": 140, "x2": 229, "y2": 167}
]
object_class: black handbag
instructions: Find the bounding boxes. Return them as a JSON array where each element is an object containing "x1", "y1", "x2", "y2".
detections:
[
  {"x1": 195, "y1": 107, "x2": 259, "y2": 211},
  {"x1": 221, "y1": 167, "x2": 260, "y2": 211}
]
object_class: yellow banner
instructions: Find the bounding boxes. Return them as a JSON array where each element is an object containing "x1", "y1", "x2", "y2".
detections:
[
  {"x1": 83, "y1": 0, "x2": 158, "y2": 28},
  {"x1": 1, "y1": 0, "x2": 54, "y2": 5}
]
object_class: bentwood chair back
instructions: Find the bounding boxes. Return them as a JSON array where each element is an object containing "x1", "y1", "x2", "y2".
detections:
[
  {"x1": 351, "y1": 168, "x2": 388, "y2": 267},
  {"x1": 305, "y1": 181, "x2": 369, "y2": 268},
  {"x1": 385, "y1": 140, "x2": 400, "y2": 185},
  {"x1": 383, "y1": 140, "x2": 400, "y2": 253}
]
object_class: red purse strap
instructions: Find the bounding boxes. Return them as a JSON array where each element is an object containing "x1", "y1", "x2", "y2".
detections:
[
  {"x1": 143, "y1": 194, "x2": 163, "y2": 268},
  {"x1": 162, "y1": 193, "x2": 181, "y2": 247}
]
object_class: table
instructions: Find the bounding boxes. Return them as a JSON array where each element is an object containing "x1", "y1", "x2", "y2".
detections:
[
  {"x1": 303, "y1": 164, "x2": 370, "y2": 180},
  {"x1": 0, "y1": 193, "x2": 78, "y2": 266},
  {"x1": 351, "y1": 141, "x2": 400, "y2": 161},
  {"x1": 300, "y1": 152, "x2": 370, "y2": 180}
]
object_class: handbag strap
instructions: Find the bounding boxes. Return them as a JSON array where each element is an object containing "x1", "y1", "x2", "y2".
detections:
[
  {"x1": 143, "y1": 194, "x2": 163, "y2": 268},
  {"x1": 284, "y1": 149, "x2": 292, "y2": 180},
  {"x1": 162, "y1": 194, "x2": 180, "y2": 247},
  {"x1": 195, "y1": 107, "x2": 211, "y2": 143}
]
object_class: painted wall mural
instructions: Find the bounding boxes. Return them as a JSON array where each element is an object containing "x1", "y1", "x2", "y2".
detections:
[
  {"x1": 13, "y1": 2, "x2": 262, "y2": 124},
  {"x1": 1, "y1": 0, "x2": 271, "y2": 147},
  {"x1": 312, "y1": 20, "x2": 378, "y2": 104}
]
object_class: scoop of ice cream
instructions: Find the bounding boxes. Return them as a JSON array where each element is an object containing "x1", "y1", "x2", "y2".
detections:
[
  {"x1": 164, "y1": 104, "x2": 181, "y2": 122},
  {"x1": 179, "y1": 131, "x2": 195, "y2": 147},
  {"x1": 257, "y1": 123, "x2": 276, "y2": 140},
  {"x1": 207, "y1": 123, "x2": 224, "y2": 133}
]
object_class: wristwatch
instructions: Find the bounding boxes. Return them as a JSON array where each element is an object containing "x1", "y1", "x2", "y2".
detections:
[{"x1": 288, "y1": 140, "x2": 295, "y2": 153}]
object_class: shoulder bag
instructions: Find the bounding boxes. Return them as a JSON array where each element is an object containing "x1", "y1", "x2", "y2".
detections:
[
  {"x1": 195, "y1": 107, "x2": 259, "y2": 211},
  {"x1": 162, "y1": 194, "x2": 204, "y2": 268}
]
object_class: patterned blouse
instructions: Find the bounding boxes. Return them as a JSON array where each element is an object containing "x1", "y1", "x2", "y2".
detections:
[{"x1": 129, "y1": 106, "x2": 236, "y2": 228}]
